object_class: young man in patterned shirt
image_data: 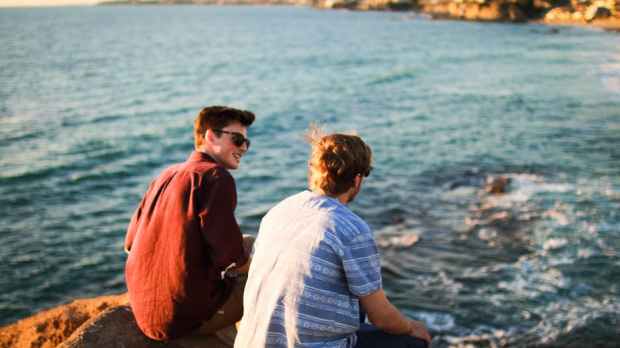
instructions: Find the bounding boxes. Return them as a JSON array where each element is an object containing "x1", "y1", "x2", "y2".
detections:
[{"x1": 235, "y1": 129, "x2": 431, "y2": 348}]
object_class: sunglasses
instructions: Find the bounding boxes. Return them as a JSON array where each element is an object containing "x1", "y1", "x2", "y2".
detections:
[
  {"x1": 213, "y1": 129, "x2": 251, "y2": 149},
  {"x1": 361, "y1": 166, "x2": 373, "y2": 178}
]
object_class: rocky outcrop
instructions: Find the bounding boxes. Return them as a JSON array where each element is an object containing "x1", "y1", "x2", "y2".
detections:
[
  {"x1": 414, "y1": 0, "x2": 618, "y2": 23},
  {"x1": 0, "y1": 293, "x2": 128, "y2": 348},
  {"x1": 417, "y1": 0, "x2": 528, "y2": 22},
  {"x1": 0, "y1": 294, "x2": 230, "y2": 348},
  {"x1": 311, "y1": 0, "x2": 619, "y2": 27},
  {"x1": 584, "y1": 1, "x2": 613, "y2": 20},
  {"x1": 543, "y1": 0, "x2": 619, "y2": 28},
  {"x1": 58, "y1": 306, "x2": 177, "y2": 348},
  {"x1": 313, "y1": 0, "x2": 358, "y2": 9},
  {"x1": 357, "y1": 0, "x2": 417, "y2": 10},
  {"x1": 60, "y1": 305, "x2": 231, "y2": 348}
]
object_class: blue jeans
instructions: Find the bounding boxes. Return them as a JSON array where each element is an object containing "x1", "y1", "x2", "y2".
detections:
[{"x1": 354, "y1": 311, "x2": 428, "y2": 348}]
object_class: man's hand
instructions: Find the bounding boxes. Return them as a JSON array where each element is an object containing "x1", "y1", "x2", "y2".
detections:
[
  {"x1": 408, "y1": 320, "x2": 431, "y2": 345},
  {"x1": 231, "y1": 257, "x2": 251, "y2": 274},
  {"x1": 222, "y1": 257, "x2": 252, "y2": 279}
]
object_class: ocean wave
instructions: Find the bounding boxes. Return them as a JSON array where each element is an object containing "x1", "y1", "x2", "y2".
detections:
[{"x1": 366, "y1": 70, "x2": 417, "y2": 86}]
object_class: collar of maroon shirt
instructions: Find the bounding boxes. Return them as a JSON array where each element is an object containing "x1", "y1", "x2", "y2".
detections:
[{"x1": 188, "y1": 150, "x2": 216, "y2": 164}]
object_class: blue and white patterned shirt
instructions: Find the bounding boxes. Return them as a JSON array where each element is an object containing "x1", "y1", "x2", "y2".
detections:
[{"x1": 235, "y1": 190, "x2": 382, "y2": 348}]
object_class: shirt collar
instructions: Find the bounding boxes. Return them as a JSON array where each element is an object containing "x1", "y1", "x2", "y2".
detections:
[
  {"x1": 306, "y1": 189, "x2": 346, "y2": 208},
  {"x1": 188, "y1": 150, "x2": 216, "y2": 163}
]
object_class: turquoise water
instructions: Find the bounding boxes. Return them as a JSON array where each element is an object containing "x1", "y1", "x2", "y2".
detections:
[{"x1": 1, "y1": 5, "x2": 619, "y2": 345}]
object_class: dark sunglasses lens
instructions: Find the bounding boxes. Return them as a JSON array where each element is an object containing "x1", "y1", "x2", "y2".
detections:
[{"x1": 232, "y1": 134, "x2": 249, "y2": 149}]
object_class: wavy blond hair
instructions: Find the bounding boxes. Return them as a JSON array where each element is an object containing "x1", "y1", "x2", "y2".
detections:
[{"x1": 306, "y1": 125, "x2": 372, "y2": 196}]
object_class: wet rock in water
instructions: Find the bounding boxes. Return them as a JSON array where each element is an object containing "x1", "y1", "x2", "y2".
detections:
[
  {"x1": 315, "y1": 0, "x2": 358, "y2": 9},
  {"x1": 484, "y1": 176, "x2": 511, "y2": 194},
  {"x1": 462, "y1": 174, "x2": 539, "y2": 249},
  {"x1": 356, "y1": 0, "x2": 415, "y2": 10}
]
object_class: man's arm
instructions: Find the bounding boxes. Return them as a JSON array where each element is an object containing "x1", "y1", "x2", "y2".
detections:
[
  {"x1": 229, "y1": 256, "x2": 252, "y2": 274},
  {"x1": 360, "y1": 289, "x2": 431, "y2": 344},
  {"x1": 124, "y1": 185, "x2": 151, "y2": 253},
  {"x1": 226, "y1": 235, "x2": 254, "y2": 274},
  {"x1": 199, "y1": 169, "x2": 248, "y2": 271},
  {"x1": 124, "y1": 204, "x2": 143, "y2": 254}
]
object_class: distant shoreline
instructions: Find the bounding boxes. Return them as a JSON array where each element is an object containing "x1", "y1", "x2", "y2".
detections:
[
  {"x1": 534, "y1": 17, "x2": 620, "y2": 32},
  {"x1": 95, "y1": 1, "x2": 620, "y2": 32},
  {"x1": 97, "y1": 0, "x2": 302, "y2": 5}
]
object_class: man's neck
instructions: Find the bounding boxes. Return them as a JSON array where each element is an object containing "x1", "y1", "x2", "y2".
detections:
[
  {"x1": 196, "y1": 146, "x2": 214, "y2": 158},
  {"x1": 336, "y1": 193, "x2": 350, "y2": 205},
  {"x1": 315, "y1": 190, "x2": 351, "y2": 205}
]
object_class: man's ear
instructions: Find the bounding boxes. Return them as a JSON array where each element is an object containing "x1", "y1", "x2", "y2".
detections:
[
  {"x1": 204, "y1": 129, "x2": 214, "y2": 144},
  {"x1": 354, "y1": 175, "x2": 363, "y2": 190}
]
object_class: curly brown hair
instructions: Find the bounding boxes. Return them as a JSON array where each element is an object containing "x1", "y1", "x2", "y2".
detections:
[
  {"x1": 194, "y1": 106, "x2": 255, "y2": 149},
  {"x1": 307, "y1": 127, "x2": 372, "y2": 196}
]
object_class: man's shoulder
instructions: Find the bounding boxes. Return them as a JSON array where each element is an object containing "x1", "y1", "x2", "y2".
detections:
[
  {"x1": 180, "y1": 158, "x2": 232, "y2": 180},
  {"x1": 150, "y1": 159, "x2": 233, "y2": 195},
  {"x1": 272, "y1": 192, "x2": 368, "y2": 225},
  {"x1": 331, "y1": 203, "x2": 368, "y2": 228},
  {"x1": 261, "y1": 191, "x2": 319, "y2": 224},
  {"x1": 263, "y1": 190, "x2": 305, "y2": 211}
]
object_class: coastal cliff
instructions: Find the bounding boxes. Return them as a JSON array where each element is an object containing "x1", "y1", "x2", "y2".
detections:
[
  {"x1": 99, "y1": 0, "x2": 620, "y2": 29},
  {"x1": 99, "y1": 0, "x2": 312, "y2": 5},
  {"x1": 315, "y1": 0, "x2": 619, "y2": 27}
]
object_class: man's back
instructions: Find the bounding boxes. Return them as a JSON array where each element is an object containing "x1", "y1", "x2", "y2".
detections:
[
  {"x1": 236, "y1": 190, "x2": 382, "y2": 348},
  {"x1": 125, "y1": 151, "x2": 246, "y2": 340}
]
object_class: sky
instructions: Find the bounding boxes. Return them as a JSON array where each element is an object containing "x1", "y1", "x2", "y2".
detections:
[{"x1": 0, "y1": 0, "x2": 98, "y2": 6}]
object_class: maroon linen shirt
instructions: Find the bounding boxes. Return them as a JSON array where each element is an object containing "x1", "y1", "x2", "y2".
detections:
[{"x1": 124, "y1": 151, "x2": 248, "y2": 340}]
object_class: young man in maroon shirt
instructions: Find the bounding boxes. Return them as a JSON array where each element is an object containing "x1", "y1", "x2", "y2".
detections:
[{"x1": 124, "y1": 106, "x2": 255, "y2": 341}]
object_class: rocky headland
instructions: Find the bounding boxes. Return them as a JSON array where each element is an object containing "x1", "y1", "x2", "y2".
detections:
[
  {"x1": 100, "y1": 0, "x2": 620, "y2": 31},
  {"x1": 99, "y1": 0, "x2": 312, "y2": 5}
]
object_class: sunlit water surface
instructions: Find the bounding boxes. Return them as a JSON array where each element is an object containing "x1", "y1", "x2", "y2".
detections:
[{"x1": 1, "y1": 5, "x2": 619, "y2": 346}]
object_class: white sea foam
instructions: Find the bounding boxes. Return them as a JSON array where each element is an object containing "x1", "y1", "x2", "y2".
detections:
[
  {"x1": 376, "y1": 232, "x2": 421, "y2": 248},
  {"x1": 543, "y1": 238, "x2": 568, "y2": 251},
  {"x1": 407, "y1": 310, "x2": 456, "y2": 332}
]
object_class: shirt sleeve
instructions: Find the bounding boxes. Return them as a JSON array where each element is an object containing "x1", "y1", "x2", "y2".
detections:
[
  {"x1": 124, "y1": 180, "x2": 154, "y2": 253},
  {"x1": 197, "y1": 168, "x2": 248, "y2": 272},
  {"x1": 341, "y1": 224, "x2": 383, "y2": 297}
]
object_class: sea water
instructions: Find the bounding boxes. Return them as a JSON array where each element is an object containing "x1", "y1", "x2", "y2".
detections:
[{"x1": 1, "y1": 5, "x2": 619, "y2": 346}]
